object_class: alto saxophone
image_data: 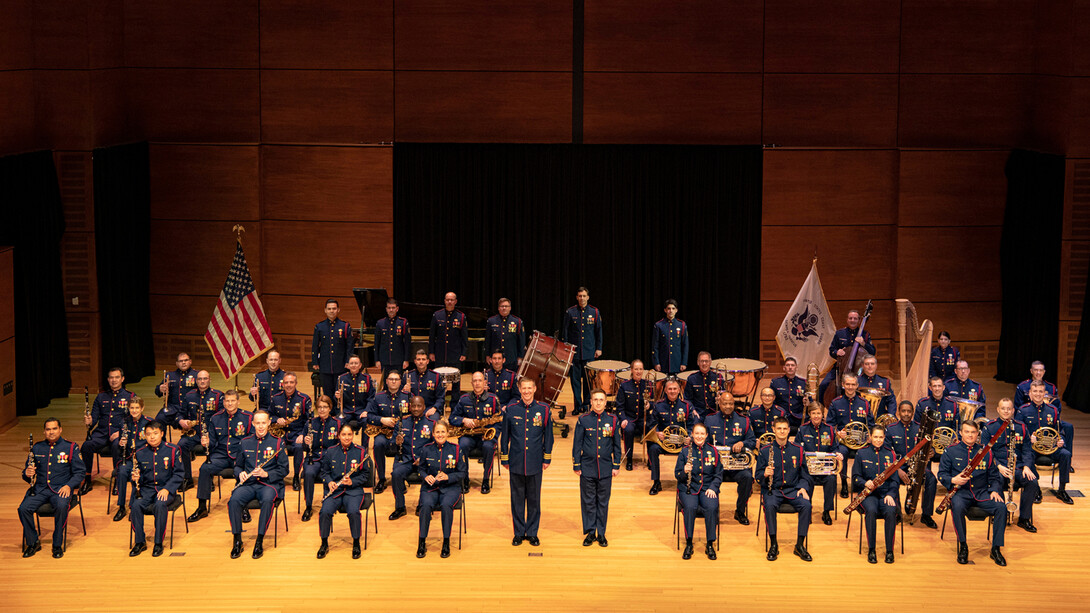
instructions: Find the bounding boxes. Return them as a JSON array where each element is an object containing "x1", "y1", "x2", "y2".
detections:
[{"x1": 447, "y1": 414, "x2": 505, "y2": 440}]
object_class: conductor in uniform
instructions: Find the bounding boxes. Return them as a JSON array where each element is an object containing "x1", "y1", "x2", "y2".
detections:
[
  {"x1": 573, "y1": 389, "x2": 621, "y2": 547},
  {"x1": 501, "y1": 378, "x2": 554, "y2": 546}
]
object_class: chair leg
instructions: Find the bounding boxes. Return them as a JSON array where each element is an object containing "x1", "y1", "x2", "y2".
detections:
[
  {"x1": 78, "y1": 500, "x2": 87, "y2": 536},
  {"x1": 459, "y1": 506, "x2": 464, "y2": 550},
  {"x1": 845, "y1": 511, "x2": 852, "y2": 539},
  {"x1": 182, "y1": 497, "x2": 189, "y2": 533},
  {"x1": 169, "y1": 509, "x2": 175, "y2": 549},
  {"x1": 284, "y1": 503, "x2": 289, "y2": 534},
  {"x1": 987, "y1": 516, "x2": 992, "y2": 542},
  {"x1": 940, "y1": 508, "x2": 948, "y2": 540},
  {"x1": 216, "y1": 476, "x2": 221, "y2": 501},
  {"x1": 755, "y1": 495, "x2": 763, "y2": 537},
  {"x1": 857, "y1": 513, "x2": 863, "y2": 555},
  {"x1": 364, "y1": 505, "x2": 370, "y2": 550},
  {"x1": 273, "y1": 504, "x2": 279, "y2": 548},
  {"x1": 900, "y1": 515, "x2": 905, "y2": 555},
  {"x1": 107, "y1": 474, "x2": 114, "y2": 514}
]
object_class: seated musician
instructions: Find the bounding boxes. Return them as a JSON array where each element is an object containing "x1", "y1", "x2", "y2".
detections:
[
  {"x1": 1013, "y1": 361, "x2": 1059, "y2": 408},
  {"x1": 268, "y1": 372, "x2": 311, "y2": 491},
  {"x1": 617, "y1": 359, "x2": 654, "y2": 471},
  {"x1": 684, "y1": 352, "x2": 725, "y2": 419},
  {"x1": 647, "y1": 379, "x2": 698, "y2": 496},
  {"x1": 984, "y1": 398, "x2": 1040, "y2": 532},
  {"x1": 938, "y1": 420, "x2": 1007, "y2": 566},
  {"x1": 317, "y1": 423, "x2": 372, "y2": 560},
  {"x1": 111, "y1": 395, "x2": 150, "y2": 521},
  {"x1": 301, "y1": 396, "x2": 342, "y2": 522},
  {"x1": 128, "y1": 421, "x2": 185, "y2": 557},
  {"x1": 887, "y1": 400, "x2": 938, "y2": 529},
  {"x1": 485, "y1": 350, "x2": 518, "y2": 406},
  {"x1": 675, "y1": 422, "x2": 721, "y2": 560},
  {"x1": 770, "y1": 357, "x2": 807, "y2": 429},
  {"x1": 364, "y1": 370, "x2": 413, "y2": 494},
  {"x1": 335, "y1": 355, "x2": 374, "y2": 430},
  {"x1": 750, "y1": 387, "x2": 787, "y2": 441},
  {"x1": 389, "y1": 396, "x2": 437, "y2": 520},
  {"x1": 756, "y1": 416, "x2": 813, "y2": 562},
  {"x1": 450, "y1": 372, "x2": 502, "y2": 494},
  {"x1": 852, "y1": 425, "x2": 900, "y2": 564},
  {"x1": 796, "y1": 402, "x2": 840, "y2": 525},
  {"x1": 702, "y1": 391, "x2": 755, "y2": 525},
  {"x1": 187, "y1": 390, "x2": 253, "y2": 523},
  {"x1": 79, "y1": 367, "x2": 134, "y2": 494},
  {"x1": 1019, "y1": 382, "x2": 1074, "y2": 505},
  {"x1": 929, "y1": 331, "x2": 959, "y2": 382},
  {"x1": 20, "y1": 418, "x2": 86, "y2": 559},
  {"x1": 944, "y1": 360, "x2": 986, "y2": 405},
  {"x1": 405, "y1": 349, "x2": 445, "y2": 417},
  {"x1": 857, "y1": 356, "x2": 896, "y2": 419},
  {"x1": 916, "y1": 376, "x2": 958, "y2": 429},
  {"x1": 178, "y1": 370, "x2": 223, "y2": 488},
  {"x1": 826, "y1": 373, "x2": 872, "y2": 498},
  {"x1": 154, "y1": 352, "x2": 197, "y2": 425},
  {"x1": 248, "y1": 349, "x2": 285, "y2": 412},
  {"x1": 228, "y1": 410, "x2": 288, "y2": 559},
  {"x1": 416, "y1": 420, "x2": 467, "y2": 559}
]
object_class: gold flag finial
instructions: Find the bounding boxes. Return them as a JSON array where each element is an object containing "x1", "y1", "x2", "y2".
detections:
[{"x1": 233, "y1": 224, "x2": 246, "y2": 242}]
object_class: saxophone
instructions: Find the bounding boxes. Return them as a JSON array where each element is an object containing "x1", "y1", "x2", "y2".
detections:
[
  {"x1": 1005, "y1": 423, "x2": 1018, "y2": 515},
  {"x1": 269, "y1": 404, "x2": 302, "y2": 438},
  {"x1": 447, "y1": 414, "x2": 505, "y2": 440}
]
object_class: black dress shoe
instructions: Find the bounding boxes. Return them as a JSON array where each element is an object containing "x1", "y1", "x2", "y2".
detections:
[
  {"x1": 735, "y1": 510, "x2": 750, "y2": 526},
  {"x1": 79, "y1": 481, "x2": 92, "y2": 496},
  {"x1": 1034, "y1": 491, "x2": 1043, "y2": 504},
  {"x1": 527, "y1": 536, "x2": 540, "y2": 546},
  {"x1": 1018, "y1": 518, "x2": 1038, "y2": 533},
  {"x1": 113, "y1": 506, "x2": 127, "y2": 522},
  {"x1": 52, "y1": 547, "x2": 64, "y2": 559},
  {"x1": 583, "y1": 533, "x2": 596, "y2": 546},
  {"x1": 990, "y1": 546, "x2": 1007, "y2": 566},
  {"x1": 461, "y1": 480, "x2": 470, "y2": 494},
  {"x1": 111, "y1": 481, "x2": 118, "y2": 497},
  {"x1": 705, "y1": 542, "x2": 716, "y2": 560},
  {"x1": 1057, "y1": 489, "x2": 1074, "y2": 505},
  {"x1": 187, "y1": 507, "x2": 208, "y2": 523},
  {"x1": 352, "y1": 540, "x2": 361, "y2": 559},
  {"x1": 252, "y1": 538, "x2": 264, "y2": 559},
  {"x1": 597, "y1": 535, "x2": 608, "y2": 547},
  {"x1": 867, "y1": 549, "x2": 877, "y2": 564},
  {"x1": 885, "y1": 551, "x2": 895, "y2": 564},
  {"x1": 649, "y1": 481, "x2": 662, "y2": 496},
  {"x1": 230, "y1": 536, "x2": 244, "y2": 559},
  {"x1": 682, "y1": 542, "x2": 694, "y2": 560},
  {"x1": 793, "y1": 543, "x2": 812, "y2": 562},
  {"x1": 920, "y1": 515, "x2": 937, "y2": 529},
  {"x1": 766, "y1": 542, "x2": 779, "y2": 561},
  {"x1": 839, "y1": 483, "x2": 849, "y2": 499},
  {"x1": 242, "y1": 508, "x2": 252, "y2": 523},
  {"x1": 821, "y1": 511, "x2": 832, "y2": 526},
  {"x1": 957, "y1": 542, "x2": 969, "y2": 565},
  {"x1": 481, "y1": 483, "x2": 491, "y2": 495},
  {"x1": 22, "y1": 541, "x2": 41, "y2": 558},
  {"x1": 512, "y1": 536, "x2": 523, "y2": 546},
  {"x1": 316, "y1": 542, "x2": 328, "y2": 559},
  {"x1": 129, "y1": 542, "x2": 147, "y2": 557},
  {"x1": 152, "y1": 544, "x2": 164, "y2": 557},
  {"x1": 388, "y1": 507, "x2": 407, "y2": 521},
  {"x1": 416, "y1": 538, "x2": 427, "y2": 558},
  {"x1": 625, "y1": 459, "x2": 633, "y2": 471},
  {"x1": 292, "y1": 477, "x2": 301, "y2": 491},
  {"x1": 441, "y1": 539, "x2": 451, "y2": 558},
  {"x1": 374, "y1": 479, "x2": 387, "y2": 495},
  {"x1": 301, "y1": 507, "x2": 313, "y2": 522}
]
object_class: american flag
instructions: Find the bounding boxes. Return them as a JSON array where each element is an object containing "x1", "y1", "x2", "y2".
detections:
[{"x1": 204, "y1": 242, "x2": 273, "y2": 380}]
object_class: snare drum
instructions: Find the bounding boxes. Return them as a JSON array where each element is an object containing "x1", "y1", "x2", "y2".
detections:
[
  {"x1": 711, "y1": 358, "x2": 768, "y2": 404},
  {"x1": 434, "y1": 367, "x2": 461, "y2": 390},
  {"x1": 517, "y1": 331, "x2": 577, "y2": 405},
  {"x1": 585, "y1": 360, "x2": 630, "y2": 398}
]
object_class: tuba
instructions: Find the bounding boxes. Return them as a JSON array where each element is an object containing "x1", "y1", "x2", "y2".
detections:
[
  {"x1": 1031, "y1": 426, "x2": 1060, "y2": 455},
  {"x1": 838, "y1": 421, "x2": 870, "y2": 450},
  {"x1": 804, "y1": 451, "x2": 842, "y2": 476},
  {"x1": 954, "y1": 397, "x2": 988, "y2": 428},
  {"x1": 715, "y1": 446, "x2": 756, "y2": 471},
  {"x1": 641, "y1": 425, "x2": 688, "y2": 453},
  {"x1": 858, "y1": 387, "x2": 896, "y2": 428}
]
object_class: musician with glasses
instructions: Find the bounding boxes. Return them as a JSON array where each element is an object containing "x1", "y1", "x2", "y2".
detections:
[
  {"x1": 228, "y1": 410, "x2": 288, "y2": 560},
  {"x1": 944, "y1": 360, "x2": 986, "y2": 406},
  {"x1": 827, "y1": 373, "x2": 871, "y2": 498},
  {"x1": 1019, "y1": 382, "x2": 1074, "y2": 505},
  {"x1": 684, "y1": 352, "x2": 725, "y2": 419},
  {"x1": 938, "y1": 420, "x2": 1007, "y2": 566},
  {"x1": 366, "y1": 371, "x2": 413, "y2": 494},
  {"x1": 702, "y1": 391, "x2": 755, "y2": 525},
  {"x1": 817, "y1": 309, "x2": 875, "y2": 402},
  {"x1": 887, "y1": 400, "x2": 938, "y2": 529},
  {"x1": 676, "y1": 422, "x2": 721, "y2": 560},
  {"x1": 617, "y1": 359, "x2": 654, "y2": 471},
  {"x1": 573, "y1": 389, "x2": 622, "y2": 547},
  {"x1": 852, "y1": 425, "x2": 900, "y2": 564},
  {"x1": 929, "y1": 331, "x2": 959, "y2": 382},
  {"x1": 750, "y1": 387, "x2": 787, "y2": 441},
  {"x1": 796, "y1": 402, "x2": 840, "y2": 526},
  {"x1": 300, "y1": 396, "x2": 342, "y2": 522},
  {"x1": 857, "y1": 356, "x2": 896, "y2": 419},
  {"x1": 20, "y1": 418, "x2": 85, "y2": 559},
  {"x1": 647, "y1": 379, "x2": 698, "y2": 496},
  {"x1": 485, "y1": 297, "x2": 526, "y2": 372},
  {"x1": 770, "y1": 356, "x2": 807, "y2": 428},
  {"x1": 757, "y1": 416, "x2": 813, "y2": 562},
  {"x1": 317, "y1": 423, "x2": 372, "y2": 560},
  {"x1": 984, "y1": 398, "x2": 1040, "y2": 532}
]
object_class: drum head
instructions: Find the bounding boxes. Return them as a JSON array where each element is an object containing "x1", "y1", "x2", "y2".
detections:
[
  {"x1": 711, "y1": 358, "x2": 767, "y2": 373},
  {"x1": 586, "y1": 360, "x2": 630, "y2": 371}
]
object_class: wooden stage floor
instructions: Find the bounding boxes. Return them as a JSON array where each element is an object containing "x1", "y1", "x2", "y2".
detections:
[{"x1": 2, "y1": 372, "x2": 1087, "y2": 612}]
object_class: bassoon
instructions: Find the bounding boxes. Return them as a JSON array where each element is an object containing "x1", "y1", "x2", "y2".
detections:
[
  {"x1": 935, "y1": 420, "x2": 1008, "y2": 514},
  {"x1": 903, "y1": 409, "x2": 938, "y2": 521},
  {"x1": 844, "y1": 435, "x2": 931, "y2": 515}
]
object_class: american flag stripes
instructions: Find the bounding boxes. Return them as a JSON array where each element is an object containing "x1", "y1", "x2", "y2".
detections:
[{"x1": 204, "y1": 241, "x2": 273, "y2": 379}]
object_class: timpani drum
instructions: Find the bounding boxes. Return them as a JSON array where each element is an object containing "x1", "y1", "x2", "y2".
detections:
[
  {"x1": 711, "y1": 358, "x2": 768, "y2": 406},
  {"x1": 585, "y1": 360, "x2": 630, "y2": 399},
  {"x1": 517, "y1": 331, "x2": 576, "y2": 407}
]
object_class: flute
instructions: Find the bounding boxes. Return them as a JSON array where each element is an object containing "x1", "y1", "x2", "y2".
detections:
[
  {"x1": 321, "y1": 451, "x2": 372, "y2": 502},
  {"x1": 239, "y1": 447, "x2": 285, "y2": 485}
]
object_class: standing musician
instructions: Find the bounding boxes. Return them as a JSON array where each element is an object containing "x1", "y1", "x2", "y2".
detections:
[
  {"x1": 751, "y1": 387, "x2": 788, "y2": 441},
  {"x1": 984, "y1": 398, "x2": 1040, "y2": 532},
  {"x1": 311, "y1": 298, "x2": 354, "y2": 399},
  {"x1": 852, "y1": 425, "x2": 900, "y2": 564},
  {"x1": 616, "y1": 359, "x2": 654, "y2": 471},
  {"x1": 80, "y1": 367, "x2": 135, "y2": 494},
  {"x1": 770, "y1": 356, "x2": 808, "y2": 428},
  {"x1": 111, "y1": 396, "x2": 150, "y2": 522},
  {"x1": 647, "y1": 379, "x2": 698, "y2": 496},
  {"x1": 450, "y1": 372, "x2": 502, "y2": 494},
  {"x1": 1019, "y1": 382, "x2": 1074, "y2": 505},
  {"x1": 416, "y1": 420, "x2": 466, "y2": 558},
  {"x1": 335, "y1": 355, "x2": 374, "y2": 431},
  {"x1": 702, "y1": 391, "x2": 755, "y2": 525},
  {"x1": 684, "y1": 352, "x2": 725, "y2": 419},
  {"x1": 944, "y1": 360, "x2": 986, "y2": 406},
  {"x1": 269, "y1": 372, "x2": 312, "y2": 491},
  {"x1": 796, "y1": 402, "x2": 840, "y2": 525},
  {"x1": 301, "y1": 396, "x2": 342, "y2": 522},
  {"x1": 178, "y1": 370, "x2": 223, "y2": 488},
  {"x1": 20, "y1": 418, "x2": 86, "y2": 559},
  {"x1": 389, "y1": 397, "x2": 437, "y2": 520},
  {"x1": 1013, "y1": 361, "x2": 1059, "y2": 408},
  {"x1": 501, "y1": 378, "x2": 554, "y2": 546},
  {"x1": 228, "y1": 410, "x2": 288, "y2": 559},
  {"x1": 857, "y1": 355, "x2": 896, "y2": 418},
  {"x1": 676, "y1": 422, "x2": 722, "y2": 560},
  {"x1": 917, "y1": 377, "x2": 959, "y2": 429},
  {"x1": 887, "y1": 400, "x2": 938, "y2": 529},
  {"x1": 154, "y1": 352, "x2": 198, "y2": 425},
  {"x1": 938, "y1": 420, "x2": 1007, "y2": 566},
  {"x1": 573, "y1": 389, "x2": 622, "y2": 547},
  {"x1": 817, "y1": 309, "x2": 875, "y2": 402},
  {"x1": 373, "y1": 297, "x2": 412, "y2": 387},
  {"x1": 364, "y1": 371, "x2": 413, "y2": 494},
  {"x1": 561, "y1": 286, "x2": 603, "y2": 416},
  {"x1": 404, "y1": 349, "x2": 445, "y2": 416},
  {"x1": 249, "y1": 349, "x2": 285, "y2": 412},
  {"x1": 485, "y1": 297, "x2": 526, "y2": 372},
  {"x1": 485, "y1": 350, "x2": 518, "y2": 406},
  {"x1": 929, "y1": 331, "x2": 959, "y2": 382},
  {"x1": 652, "y1": 299, "x2": 689, "y2": 376},
  {"x1": 428, "y1": 292, "x2": 468, "y2": 405},
  {"x1": 187, "y1": 390, "x2": 253, "y2": 523},
  {"x1": 757, "y1": 416, "x2": 813, "y2": 562},
  {"x1": 826, "y1": 373, "x2": 871, "y2": 498},
  {"x1": 128, "y1": 421, "x2": 185, "y2": 558},
  {"x1": 317, "y1": 423, "x2": 372, "y2": 560}
]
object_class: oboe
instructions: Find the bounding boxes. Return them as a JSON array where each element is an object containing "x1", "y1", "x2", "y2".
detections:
[
  {"x1": 685, "y1": 441, "x2": 696, "y2": 490},
  {"x1": 26, "y1": 434, "x2": 36, "y2": 487}
]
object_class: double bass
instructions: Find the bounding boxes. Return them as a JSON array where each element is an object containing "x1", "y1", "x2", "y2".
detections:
[{"x1": 822, "y1": 300, "x2": 873, "y2": 408}]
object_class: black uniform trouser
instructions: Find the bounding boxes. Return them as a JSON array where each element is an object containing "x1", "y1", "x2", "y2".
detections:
[
  {"x1": 647, "y1": 442, "x2": 674, "y2": 481},
  {"x1": 763, "y1": 490, "x2": 811, "y2": 538},
  {"x1": 229, "y1": 482, "x2": 279, "y2": 536},
  {"x1": 285, "y1": 435, "x2": 306, "y2": 480},
  {"x1": 131, "y1": 490, "x2": 176, "y2": 545},
  {"x1": 319, "y1": 491, "x2": 366, "y2": 539},
  {"x1": 18, "y1": 490, "x2": 70, "y2": 549},
  {"x1": 197, "y1": 455, "x2": 234, "y2": 501},
  {"x1": 948, "y1": 491, "x2": 1006, "y2": 547},
  {"x1": 391, "y1": 460, "x2": 415, "y2": 510},
  {"x1": 318, "y1": 371, "x2": 345, "y2": 400},
  {"x1": 862, "y1": 493, "x2": 897, "y2": 551},
  {"x1": 177, "y1": 434, "x2": 200, "y2": 481},
  {"x1": 368, "y1": 435, "x2": 390, "y2": 481},
  {"x1": 419, "y1": 485, "x2": 460, "y2": 539},
  {"x1": 621, "y1": 417, "x2": 642, "y2": 460},
  {"x1": 723, "y1": 468, "x2": 753, "y2": 513},
  {"x1": 570, "y1": 359, "x2": 588, "y2": 410},
  {"x1": 679, "y1": 490, "x2": 718, "y2": 542},
  {"x1": 509, "y1": 472, "x2": 543, "y2": 537},
  {"x1": 579, "y1": 474, "x2": 612, "y2": 535},
  {"x1": 807, "y1": 475, "x2": 837, "y2": 513},
  {"x1": 116, "y1": 462, "x2": 134, "y2": 507},
  {"x1": 303, "y1": 459, "x2": 323, "y2": 507},
  {"x1": 80, "y1": 431, "x2": 110, "y2": 479},
  {"x1": 458, "y1": 436, "x2": 495, "y2": 486}
]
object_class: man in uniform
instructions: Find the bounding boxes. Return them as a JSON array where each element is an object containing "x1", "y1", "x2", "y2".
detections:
[
  {"x1": 312, "y1": 299, "x2": 354, "y2": 399},
  {"x1": 1020, "y1": 382, "x2": 1074, "y2": 504},
  {"x1": 485, "y1": 297, "x2": 525, "y2": 372},
  {"x1": 826, "y1": 373, "x2": 872, "y2": 497},
  {"x1": 887, "y1": 400, "x2": 938, "y2": 529},
  {"x1": 178, "y1": 370, "x2": 223, "y2": 488},
  {"x1": 770, "y1": 357, "x2": 807, "y2": 428},
  {"x1": 269, "y1": 372, "x2": 311, "y2": 491},
  {"x1": 702, "y1": 391, "x2": 756, "y2": 525},
  {"x1": 652, "y1": 299, "x2": 689, "y2": 376},
  {"x1": 20, "y1": 418, "x2": 86, "y2": 558},
  {"x1": 229, "y1": 410, "x2": 288, "y2": 559},
  {"x1": 485, "y1": 350, "x2": 518, "y2": 406},
  {"x1": 154, "y1": 353, "x2": 198, "y2": 426},
  {"x1": 111, "y1": 396, "x2": 150, "y2": 521},
  {"x1": 187, "y1": 390, "x2": 253, "y2": 523},
  {"x1": 756, "y1": 416, "x2": 813, "y2": 562},
  {"x1": 944, "y1": 360, "x2": 986, "y2": 405},
  {"x1": 984, "y1": 398, "x2": 1040, "y2": 532},
  {"x1": 405, "y1": 349, "x2": 445, "y2": 416},
  {"x1": 852, "y1": 426, "x2": 900, "y2": 564},
  {"x1": 336, "y1": 355, "x2": 375, "y2": 430},
  {"x1": 300, "y1": 396, "x2": 342, "y2": 521},
  {"x1": 373, "y1": 298, "x2": 412, "y2": 388},
  {"x1": 501, "y1": 378, "x2": 554, "y2": 546},
  {"x1": 388, "y1": 396, "x2": 437, "y2": 520},
  {"x1": 647, "y1": 379, "x2": 698, "y2": 496},
  {"x1": 616, "y1": 359, "x2": 654, "y2": 471},
  {"x1": 573, "y1": 389, "x2": 621, "y2": 546},
  {"x1": 917, "y1": 376, "x2": 959, "y2": 429},
  {"x1": 80, "y1": 367, "x2": 135, "y2": 494},
  {"x1": 365, "y1": 371, "x2": 413, "y2": 493},
  {"x1": 127, "y1": 421, "x2": 185, "y2": 557},
  {"x1": 249, "y1": 350, "x2": 285, "y2": 412},
  {"x1": 318, "y1": 423, "x2": 372, "y2": 559},
  {"x1": 561, "y1": 287, "x2": 602, "y2": 416},
  {"x1": 450, "y1": 372, "x2": 503, "y2": 494},
  {"x1": 429, "y1": 292, "x2": 468, "y2": 405},
  {"x1": 751, "y1": 387, "x2": 788, "y2": 441},
  {"x1": 938, "y1": 420, "x2": 1007, "y2": 566},
  {"x1": 857, "y1": 355, "x2": 896, "y2": 419},
  {"x1": 684, "y1": 352, "x2": 725, "y2": 419},
  {"x1": 1014, "y1": 361, "x2": 1060, "y2": 407},
  {"x1": 818, "y1": 310, "x2": 875, "y2": 402},
  {"x1": 796, "y1": 402, "x2": 840, "y2": 525}
]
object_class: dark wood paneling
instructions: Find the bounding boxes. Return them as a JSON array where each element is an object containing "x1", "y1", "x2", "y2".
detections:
[
  {"x1": 65, "y1": 311, "x2": 99, "y2": 391},
  {"x1": 34, "y1": 70, "x2": 93, "y2": 150},
  {"x1": 262, "y1": 146, "x2": 392, "y2": 222},
  {"x1": 261, "y1": 294, "x2": 365, "y2": 336},
  {"x1": 150, "y1": 292, "x2": 220, "y2": 336},
  {"x1": 898, "y1": 151, "x2": 1009, "y2": 227},
  {"x1": 127, "y1": 69, "x2": 260, "y2": 142},
  {"x1": 260, "y1": 0, "x2": 392, "y2": 69},
  {"x1": 260, "y1": 70, "x2": 393, "y2": 144},
  {"x1": 32, "y1": 1, "x2": 87, "y2": 69},
  {"x1": 900, "y1": 0, "x2": 1035, "y2": 74},
  {"x1": 395, "y1": 0, "x2": 570, "y2": 71},
  {"x1": 90, "y1": 68, "x2": 129, "y2": 146},
  {"x1": 583, "y1": 73, "x2": 762, "y2": 144},
  {"x1": 898, "y1": 75, "x2": 1033, "y2": 149},
  {"x1": 584, "y1": 0, "x2": 762, "y2": 72},
  {"x1": 0, "y1": 337, "x2": 14, "y2": 430},
  {"x1": 150, "y1": 145, "x2": 260, "y2": 221},
  {"x1": 763, "y1": 150, "x2": 898, "y2": 226},
  {"x1": 896, "y1": 227, "x2": 1003, "y2": 302},
  {"x1": 1075, "y1": 3, "x2": 1090, "y2": 77},
  {"x1": 123, "y1": 0, "x2": 259, "y2": 68},
  {"x1": 261, "y1": 221, "x2": 392, "y2": 297},
  {"x1": 761, "y1": 226, "x2": 895, "y2": 302},
  {"x1": 763, "y1": 75, "x2": 898, "y2": 147},
  {"x1": 149, "y1": 220, "x2": 263, "y2": 296},
  {"x1": 1069, "y1": 78, "x2": 1090, "y2": 155},
  {"x1": 60, "y1": 233, "x2": 96, "y2": 312},
  {"x1": 764, "y1": 0, "x2": 900, "y2": 73},
  {"x1": 87, "y1": 0, "x2": 124, "y2": 69},
  {"x1": 0, "y1": 0, "x2": 33, "y2": 70},
  {"x1": 911, "y1": 301, "x2": 1003, "y2": 342},
  {"x1": 395, "y1": 71, "x2": 571, "y2": 143},
  {"x1": 1030, "y1": 75, "x2": 1071, "y2": 155},
  {"x1": 0, "y1": 71, "x2": 36, "y2": 155}
]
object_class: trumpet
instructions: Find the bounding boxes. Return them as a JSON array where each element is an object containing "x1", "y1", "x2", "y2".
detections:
[
  {"x1": 1031, "y1": 426, "x2": 1060, "y2": 455},
  {"x1": 447, "y1": 414, "x2": 504, "y2": 441}
]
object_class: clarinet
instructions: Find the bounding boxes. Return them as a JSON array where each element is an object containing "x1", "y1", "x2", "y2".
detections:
[
  {"x1": 26, "y1": 434, "x2": 36, "y2": 488},
  {"x1": 305, "y1": 418, "x2": 318, "y2": 465},
  {"x1": 84, "y1": 387, "x2": 94, "y2": 437},
  {"x1": 686, "y1": 441, "x2": 696, "y2": 491}
]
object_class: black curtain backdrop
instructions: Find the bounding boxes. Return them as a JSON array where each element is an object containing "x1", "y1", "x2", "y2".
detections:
[
  {"x1": 93, "y1": 142, "x2": 154, "y2": 383},
  {"x1": 0, "y1": 150, "x2": 72, "y2": 414},
  {"x1": 1065, "y1": 258, "x2": 1090, "y2": 413},
  {"x1": 394, "y1": 144, "x2": 762, "y2": 365},
  {"x1": 996, "y1": 149, "x2": 1064, "y2": 383}
]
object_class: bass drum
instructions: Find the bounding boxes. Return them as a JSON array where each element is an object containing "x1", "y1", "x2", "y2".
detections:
[{"x1": 516, "y1": 331, "x2": 576, "y2": 409}]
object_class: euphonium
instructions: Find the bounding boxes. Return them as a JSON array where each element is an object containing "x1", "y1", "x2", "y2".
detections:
[
  {"x1": 1031, "y1": 426, "x2": 1060, "y2": 455},
  {"x1": 804, "y1": 451, "x2": 841, "y2": 476},
  {"x1": 447, "y1": 414, "x2": 504, "y2": 441},
  {"x1": 716, "y1": 446, "x2": 756, "y2": 471}
]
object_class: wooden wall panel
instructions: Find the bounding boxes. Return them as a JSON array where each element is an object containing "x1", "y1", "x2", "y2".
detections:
[
  {"x1": 909, "y1": 302, "x2": 1003, "y2": 342},
  {"x1": 583, "y1": 73, "x2": 761, "y2": 144},
  {"x1": 149, "y1": 220, "x2": 263, "y2": 296},
  {"x1": 896, "y1": 227, "x2": 1003, "y2": 301},
  {"x1": 584, "y1": 0, "x2": 762, "y2": 72},
  {"x1": 395, "y1": 72, "x2": 571, "y2": 143},
  {"x1": 262, "y1": 146, "x2": 392, "y2": 222},
  {"x1": 261, "y1": 221, "x2": 392, "y2": 296},
  {"x1": 898, "y1": 151, "x2": 1009, "y2": 226},
  {"x1": 762, "y1": 75, "x2": 898, "y2": 147},
  {"x1": 127, "y1": 69, "x2": 260, "y2": 142},
  {"x1": 0, "y1": 337, "x2": 14, "y2": 430},
  {"x1": 149, "y1": 292, "x2": 220, "y2": 336},
  {"x1": 1030, "y1": 75, "x2": 1072, "y2": 155},
  {"x1": 123, "y1": 0, "x2": 259, "y2": 68},
  {"x1": 260, "y1": 70, "x2": 393, "y2": 144},
  {"x1": 1068, "y1": 78, "x2": 1090, "y2": 156},
  {"x1": 260, "y1": 0, "x2": 393, "y2": 69},
  {"x1": 0, "y1": 71, "x2": 36, "y2": 155},
  {"x1": 900, "y1": 0, "x2": 1035, "y2": 74},
  {"x1": 32, "y1": 1, "x2": 88, "y2": 69},
  {"x1": 34, "y1": 70, "x2": 93, "y2": 150},
  {"x1": 763, "y1": 0, "x2": 900, "y2": 73},
  {"x1": 395, "y1": 0, "x2": 570, "y2": 71},
  {"x1": 898, "y1": 75, "x2": 1033, "y2": 148},
  {"x1": 90, "y1": 68, "x2": 129, "y2": 146},
  {"x1": 763, "y1": 150, "x2": 898, "y2": 226},
  {"x1": 65, "y1": 311, "x2": 99, "y2": 391},
  {"x1": 86, "y1": 0, "x2": 124, "y2": 69},
  {"x1": 761, "y1": 226, "x2": 895, "y2": 302},
  {"x1": 0, "y1": 0, "x2": 33, "y2": 70},
  {"x1": 149, "y1": 144, "x2": 260, "y2": 221},
  {"x1": 261, "y1": 294, "x2": 365, "y2": 336}
]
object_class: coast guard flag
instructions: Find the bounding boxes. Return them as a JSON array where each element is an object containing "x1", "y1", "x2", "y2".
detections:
[
  {"x1": 205, "y1": 241, "x2": 273, "y2": 380},
  {"x1": 776, "y1": 259, "x2": 836, "y2": 374}
]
